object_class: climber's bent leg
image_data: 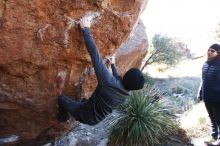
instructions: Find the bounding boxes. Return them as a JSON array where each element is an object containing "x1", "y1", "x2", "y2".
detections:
[
  {"x1": 57, "y1": 96, "x2": 100, "y2": 125},
  {"x1": 57, "y1": 95, "x2": 81, "y2": 122},
  {"x1": 58, "y1": 95, "x2": 81, "y2": 112}
]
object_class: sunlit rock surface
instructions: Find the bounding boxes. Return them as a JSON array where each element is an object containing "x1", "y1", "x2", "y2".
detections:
[
  {"x1": 115, "y1": 20, "x2": 148, "y2": 75},
  {"x1": 0, "y1": 0, "x2": 148, "y2": 145}
]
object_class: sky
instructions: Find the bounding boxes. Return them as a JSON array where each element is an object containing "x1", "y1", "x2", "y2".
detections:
[{"x1": 140, "y1": 0, "x2": 220, "y2": 55}]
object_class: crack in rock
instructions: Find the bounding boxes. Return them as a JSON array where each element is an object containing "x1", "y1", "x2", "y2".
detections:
[
  {"x1": 63, "y1": 11, "x2": 101, "y2": 49},
  {"x1": 0, "y1": 0, "x2": 7, "y2": 26},
  {"x1": 36, "y1": 24, "x2": 51, "y2": 41}
]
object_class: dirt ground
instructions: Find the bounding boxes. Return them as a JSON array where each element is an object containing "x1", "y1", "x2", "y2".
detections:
[{"x1": 180, "y1": 102, "x2": 213, "y2": 146}]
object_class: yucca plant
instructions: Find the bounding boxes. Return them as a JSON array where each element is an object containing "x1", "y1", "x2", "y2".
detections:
[{"x1": 109, "y1": 87, "x2": 178, "y2": 146}]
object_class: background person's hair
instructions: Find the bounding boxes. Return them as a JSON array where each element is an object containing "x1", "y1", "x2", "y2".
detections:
[{"x1": 210, "y1": 43, "x2": 220, "y2": 54}]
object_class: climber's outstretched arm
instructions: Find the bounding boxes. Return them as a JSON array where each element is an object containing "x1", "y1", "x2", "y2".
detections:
[{"x1": 79, "y1": 17, "x2": 112, "y2": 85}]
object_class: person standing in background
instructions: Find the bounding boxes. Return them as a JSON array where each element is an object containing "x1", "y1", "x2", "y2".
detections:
[{"x1": 198, "y1": 44, "x2": 220, "y2": 145}]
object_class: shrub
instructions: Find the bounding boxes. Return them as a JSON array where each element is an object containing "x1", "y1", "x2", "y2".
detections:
[
  {"x1": 144, "y1": 73, "x2": 155, "y2": 86},
  {"x1": 172, "y1": 86, "x2": 184, "y2": 94},
  {"x1": 109, "y1": 88, "x2": 178, "y2": 146},
  {"x1": 141, "y1": 34, "x2": 183, "y2": 71}
]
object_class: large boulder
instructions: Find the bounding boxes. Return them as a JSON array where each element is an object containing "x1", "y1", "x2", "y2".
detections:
[
  {"x1": 0, "y1": 0, "x2": 148, "y2": 145},
  {"x1": 115, "y1": 20, "x2": 148, "y2": 75}
]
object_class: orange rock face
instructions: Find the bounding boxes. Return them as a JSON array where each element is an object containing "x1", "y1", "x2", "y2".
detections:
[{"x1": 0, "y1": 0, "x2": 148, "y2": 145}]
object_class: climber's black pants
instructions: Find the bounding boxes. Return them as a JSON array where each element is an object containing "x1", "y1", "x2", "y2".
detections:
[
  {"x1": 57, "y1": 95, "x2": 103, "y2": 125},
  {"x1": 57, "y1": 95, "x2": 82, "y2": 122},
  {"x1": 58, "y1": 96, "x2": 81, "y2": 113},
  {"x1": 204, "y1": 101, "x2": 220, "y2": 138}
]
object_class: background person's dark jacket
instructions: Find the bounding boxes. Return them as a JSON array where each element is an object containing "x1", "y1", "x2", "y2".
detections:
[
  {"x1": 72, "y1": 28, "x2": 130, "y2": 125},
  {"x1": 199, "y1": 58, "x2": 220, "y2": 102}
]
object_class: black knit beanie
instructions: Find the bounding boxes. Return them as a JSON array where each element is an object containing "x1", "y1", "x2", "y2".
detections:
[
  {"x1": 210, "y1": 44, "x2": 220, "y2": 54},
  {"x1": 122, "y1": 68, "x2": 145, "y2": 91}
]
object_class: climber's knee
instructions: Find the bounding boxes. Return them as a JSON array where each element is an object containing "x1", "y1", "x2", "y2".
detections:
[
  {"x1": 58, "y1": 95, "x2": 81, "y2": 114},
  {"x1": 57, "y1": 106, "x2": 69, "y2": 122},
  {"x1": 58, "y1": 95, "x2": 71, "y2": 108}
]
